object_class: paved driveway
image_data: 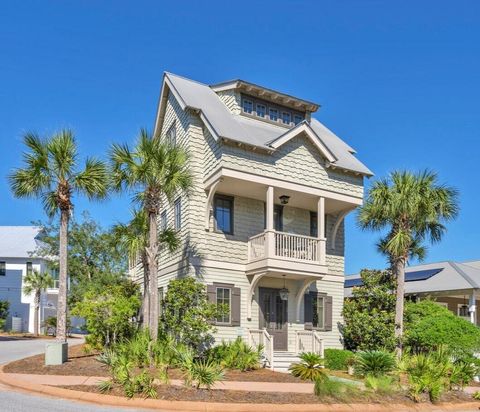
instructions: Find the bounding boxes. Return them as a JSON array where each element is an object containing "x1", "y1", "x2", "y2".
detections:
[{"x1": 0, "y1": 336, "x2": 150, "y2": 411}]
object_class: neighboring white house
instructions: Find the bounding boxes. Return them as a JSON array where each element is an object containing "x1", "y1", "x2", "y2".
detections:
[
  {"x1": 345, "y1": 260, "x2": 480, "y2": 326},
  {"x1": 130, "y1": 72, "x2": 372, "y2": 370},
  {"x1": 0, "y1": 226, "x2": 59, "y2": 333}
]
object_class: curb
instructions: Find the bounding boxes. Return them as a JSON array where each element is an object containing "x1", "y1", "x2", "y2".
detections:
[{"x1": 1, "y1": 366, "x2": 479, "y2": 411}]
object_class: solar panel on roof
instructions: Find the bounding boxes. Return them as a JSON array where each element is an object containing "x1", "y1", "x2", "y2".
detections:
[
  {"x1": 344, "y1": 268, "x2": 443, "y2": 288},
  {"x1": 405, "y1": 268, "x2": 443, "y2": 282}
]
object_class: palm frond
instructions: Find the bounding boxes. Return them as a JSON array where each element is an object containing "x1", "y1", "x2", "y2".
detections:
[
  {"x1": 74, "y1": 157, "x2": 109, "y2": 199},
  {"x1": 48, "y1": 129, "x2": 77, "y2": 180}
]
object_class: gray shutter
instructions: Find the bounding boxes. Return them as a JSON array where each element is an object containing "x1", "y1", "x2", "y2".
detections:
[
  {"x1": 324, "y1": 295, "x2": 333, "y2": 331},
  {"x1": 231, "y1": 287, "x2": 241, "y2": 326},
  {"x1": 207, "y1": 284, "x2": 216, "y2": 303},
  {"x1": 304, "y1": 292, "x2": 313, "y2": 330}
]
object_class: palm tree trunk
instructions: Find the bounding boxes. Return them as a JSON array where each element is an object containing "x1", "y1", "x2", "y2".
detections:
[
  {"x1": 147, "y1": 210, "x2": 159, "y2": 340},
  {"x1": 394, "y1": 257, "x2": 406, "y2": 358},
  {"x1": 34, "y1": 291, "x2": 40, "y2": 337},
  {"x1": 141, "y1": 252, "x2": 150, "y2": 329},
  {"x1": 56, "y1": 208, "x2": 69, "y2": 343}
]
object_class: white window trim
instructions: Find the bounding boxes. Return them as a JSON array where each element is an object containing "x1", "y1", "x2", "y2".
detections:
[
  {"x1": 242, "y1": 98, "x2": 253, "y2": 114},
  {"x1": 457, "y1": 303, "x2": 470, "y2": 320},
  {"x1": 216, "y1": 286, "x2": 232, "y2": 325}
]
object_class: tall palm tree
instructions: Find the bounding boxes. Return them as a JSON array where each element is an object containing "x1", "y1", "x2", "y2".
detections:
[
  {"x1": 358, "y1": 170, "x2": 458, "y2": 356},
  {"x1": 10, "y1": 130, "x2": 108, "y2": 346},
  {"x1": 23, "y1": 270, "x2": 54, "y2": 336},
  {"x1": 113, "y1": 208, "x2": 180, "y2": 329},
  {"x1": 110, "y1": 129, "x2": 192, "y2": 340}
]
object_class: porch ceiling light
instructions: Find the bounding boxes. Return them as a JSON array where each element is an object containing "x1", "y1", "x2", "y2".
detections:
[
  {"x1": 279, "y1": 195, "x2": 290, "y2": 205},
  {"x1": 279, "y1": 275, "x2": 289, "y2": 301}
]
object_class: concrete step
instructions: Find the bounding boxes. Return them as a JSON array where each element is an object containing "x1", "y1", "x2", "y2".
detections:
[{"x1": 272, "y1": 351, "x2": 301, "y2": 372}]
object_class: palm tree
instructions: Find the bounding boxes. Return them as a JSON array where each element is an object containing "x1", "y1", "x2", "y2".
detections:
[
  {"x1": 110, "y1": 129, "x2": 192, "y2": 340},
  {"x1": 23, "y1": 270, "x2": 54, "y2": 336},
  {"x1": 358, "y1": 170, "x2": 458, "y2": 356},
  {"x1": 113, "y1": 209, "x2": 180, "y2": 329},
  {"x1": 10, "y1": 130, "x2": 108, "y2": 346}
]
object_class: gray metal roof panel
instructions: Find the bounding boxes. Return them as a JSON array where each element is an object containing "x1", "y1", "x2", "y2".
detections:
[
  {"x1": 0, "y1": 226, "x2": 45, "y2": 258},
  {"x1": 164, "y1": 73, "x2": 372, "y2": 176}
]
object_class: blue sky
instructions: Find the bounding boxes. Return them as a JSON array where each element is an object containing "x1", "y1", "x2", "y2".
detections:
[{"x1": 1, "y1": 1, "x2": 479, "y2": 274}]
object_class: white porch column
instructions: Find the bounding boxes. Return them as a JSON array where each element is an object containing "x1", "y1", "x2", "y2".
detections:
[
  {"x1": 265, "y1": 186, "x2": 275, "y2": 257},
  {"x1": 317, "y1": 196, "x2": 326, "y2": 265},
  {"x1": 469, "y1": 291, "x2": 477, "y2": 325}
]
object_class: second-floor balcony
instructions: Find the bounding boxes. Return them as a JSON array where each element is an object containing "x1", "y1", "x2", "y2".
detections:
[{"x1": 246, "y1": 229, "x2": 327, "y2": 277}]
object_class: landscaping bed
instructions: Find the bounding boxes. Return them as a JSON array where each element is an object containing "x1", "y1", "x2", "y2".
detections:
[
  {"x1": 4, "y1": 344, "x2": 303, "y2": 382},
  {"x1": 59, "y1": 384, "x2": 474, "y2": 405}
]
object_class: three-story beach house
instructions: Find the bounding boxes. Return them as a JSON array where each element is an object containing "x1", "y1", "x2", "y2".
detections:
[{"x1": 130, "y1": 73, "x2": 372, "y2": 370}]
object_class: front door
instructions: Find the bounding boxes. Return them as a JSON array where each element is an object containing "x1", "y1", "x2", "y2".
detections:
[{"x1": 259, "y1": 287, "x2": 288, "y2": 350}]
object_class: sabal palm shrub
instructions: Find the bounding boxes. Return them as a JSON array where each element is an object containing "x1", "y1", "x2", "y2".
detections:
[
  {"x1": 185, "y1": 359, "x2": 224, "y2": 389},
  {"x1": 354, "y1": 350, "x2": 396, "y2": 377},
  {"x1": 207, "y1": 338, "x2": 262, "y2": 371},
  {"x1": 289, "y1": 352, "x2": 327, "y2": 381},
  {"x1": 10, "y1": 130, "x2": 109, "y2": 344}
]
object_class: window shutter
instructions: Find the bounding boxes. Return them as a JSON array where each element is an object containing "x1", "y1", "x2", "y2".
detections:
[
  {"x1": 324, "y1": 295, "x2": 333, "y2": 331},
  {"x1": 231, "y1": 287, "x2": 241, "y2": 326},
  {"x1": 207, "y1": 284, "x2": 216, "y2": 303},
  {"x1": 304, "y1": 292, "x2": 313, "y2": 330}
]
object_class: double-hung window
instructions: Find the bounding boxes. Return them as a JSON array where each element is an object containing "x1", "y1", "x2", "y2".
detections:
[
  {"x1": 269, "y1": 108, "x2": 278, "y2": 122},
  {"x1": 282, "y1": 111, "x2": 291, "y2": 125},
  {"x1": 174, "y1": 198, "x2": 181, "y2": 230},
  {"x1": 214, "y1": 195, "x2": 234, "y2": 234},
  {"x1": 216, "y1": 287, "x2": 231, "y2": 324},
  {"x1": 0, "y1": 262, "x2": 5, "y2": 276},
  {"x1": 166, "y1": 122, "x2": 176, "y2": 146},
  {"x1": 293, "y1": 114, "x2": 303, "y2": 125},
  {"x1": 26, "y1": 262, "x2": 33, "y2": 276},
  {"x1": 256, "y1": 104, "x2": 266, "y2": 118},
  {"x1": 242, "y1": 99, "x2": 253, "y2": 114},
  {"x1": 160, "y1": 210, "x2": 167, "y2": 231}
]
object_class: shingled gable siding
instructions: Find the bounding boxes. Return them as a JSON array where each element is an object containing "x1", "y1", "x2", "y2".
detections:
[
  {"x1": 216, "y1": 90, "x2": 242, "y2": 115},
  {"x1": 221, "y1": 135, "x2": 364, "y2": 198}
]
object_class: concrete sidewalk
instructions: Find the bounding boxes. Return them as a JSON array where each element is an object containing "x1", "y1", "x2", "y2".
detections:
[{"x1": 3, "y1": 372, "x2": 315, "y2": 393}]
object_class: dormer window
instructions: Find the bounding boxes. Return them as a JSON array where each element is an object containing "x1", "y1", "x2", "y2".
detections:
[
  {"x1": 269, "y1": 108, "x2": 278, "y2": 121},
  {"x1": 242, "y1": 99, "x2": 253, "y2": 114},
  {"x1": 294, "y1": 115, "x2": 303, "y2": 125},
  {"x1": 166, "y1": 122, "x2": 177, "y2": 146},
  {"x1": 256, "y1": 104, "x2": 266, "y2": 118},
  {"x1": 282, "y1": 112, "x2": 291, "y2": 125}
]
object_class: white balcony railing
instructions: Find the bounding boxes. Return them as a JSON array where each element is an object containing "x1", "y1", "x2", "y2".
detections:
[{"x1": 248, "y1": 230, "x2": 326, "y2": 265}]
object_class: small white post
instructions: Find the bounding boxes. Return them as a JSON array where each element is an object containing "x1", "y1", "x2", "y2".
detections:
[
  {"x1": 265, "y1": 186, "x2": 275, "y2": 258},
  {"x1": 317, "y1": 197, "x2": 326, "y2": 265},
  {"x1": 469, "y1": 291, "x2": 476, "y2": 325}
]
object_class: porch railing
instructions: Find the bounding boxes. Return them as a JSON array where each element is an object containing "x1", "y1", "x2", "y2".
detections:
[
  {"x1": 247, "y1": 328, "x2": 274, "y2": 370},
  {"x1": 295, "y1": 330, "x2": 324, "y2": 358},
  {"x1": 248, "y1": 230, "x2": 325, "y2": 264}
]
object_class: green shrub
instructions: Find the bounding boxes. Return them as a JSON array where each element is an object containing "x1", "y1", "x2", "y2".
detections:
[
  {"x1": 364, "y1": 375, "x2": 398, "y2": 395},
  {"x1": 183, "y1": 359, "x2": 224, "y2": 389},
  {"x1": 405, "y1": 300, "x2": 480, "y2": 356},
  {"x1": 472, "y1": 391, "x2": 480, "y2": 400},
  {"x1": 0, "y1": 300, "x2": 9, "y2": 332},
  {"x1": 313, "y1": 376, "x2": 360, "y2": 401},
  {"x1": 289, "y1": 352, "x2": 327, "y2": 382},
  {"x1": 324, "y1": 348, "x2": 354, "y2": 370},
  {"x1": 207, "y1": 338, "x2": 262, "y2": 371},
  {"x1": 355, "y1": 350, "x2": 396, "y2": 377}
]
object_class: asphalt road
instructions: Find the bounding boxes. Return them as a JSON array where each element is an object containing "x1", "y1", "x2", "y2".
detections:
[{"x1": 0, "y1": 336, "x2": 150, "y2": 412}]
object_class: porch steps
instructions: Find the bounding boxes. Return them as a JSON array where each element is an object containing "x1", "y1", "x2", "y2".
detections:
[{"x1": 272, "y1": 351, "x2": 301, "y2": 373}]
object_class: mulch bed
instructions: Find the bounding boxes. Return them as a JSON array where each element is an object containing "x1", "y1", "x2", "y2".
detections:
[
  {"x1": 4, "y1": 344, "x2": 302, "y2": 382},
  {"x1": 60, "y1": 384, "x2": 476, "y2": 405}
]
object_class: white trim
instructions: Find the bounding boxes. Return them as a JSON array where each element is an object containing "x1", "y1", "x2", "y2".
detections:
[
  {"x1": 204, "y1": 179, "x2": 220, "y2": 230},
  {"x1": 268, "y1": 123, "x2": 337, "y2": 163},
  {"x1": 204, "y1": 167, "x2": 363, "y2": 205},
  {"x1": 296, "y1": 279, "x2": 316, "y2": 322},
  {"x1": 331, "y1": 208, "x2": 356, "y2": 250}
]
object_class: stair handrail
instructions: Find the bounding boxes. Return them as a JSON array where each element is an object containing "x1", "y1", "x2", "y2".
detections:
[
  {"x1": 247, "y1": 328, "x2": 274, "y2": 370},
  {"x1": 312, "y1": 330, "x2": 324, "y2": 358}
]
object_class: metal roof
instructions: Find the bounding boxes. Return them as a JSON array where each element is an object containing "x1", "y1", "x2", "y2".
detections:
[
  {"x1": 162, "y1": 72, "x2": 373, "y2": 176},
  {"x1": 0, "y1": 226, "x2": 46, "y2": 259},
  {"x1": 344, "y1": 260, "x2": 480, "y2": 297}
]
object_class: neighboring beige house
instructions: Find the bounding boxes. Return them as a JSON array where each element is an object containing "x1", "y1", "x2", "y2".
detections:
[
  {"x1": 130, "y1": 72, "x2": 372, "y2": 370},
  {"x1": 345, "y1": 260, "x2": 480, "y2": 326}
]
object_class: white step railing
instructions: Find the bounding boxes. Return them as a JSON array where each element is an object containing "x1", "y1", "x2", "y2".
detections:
[
  {"x1": 247, "y1": 328, "x2": 274, "y2": 370},
  {"x1": 247, "y1": 230, "x2": 325, "y2": 264},
  {"x1": 295, "y1": 330, "x2": 324, "y2": 357}
]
